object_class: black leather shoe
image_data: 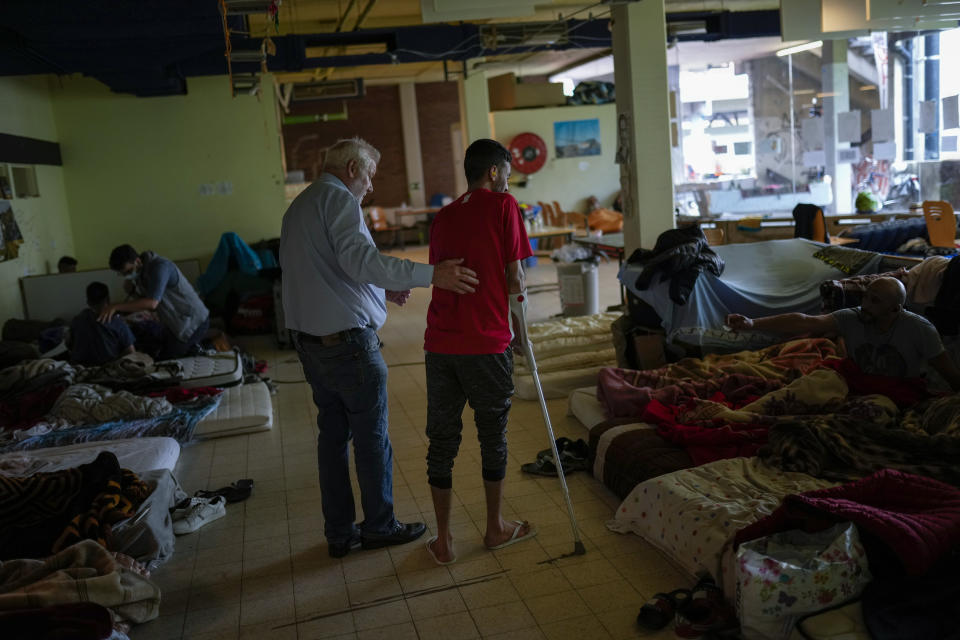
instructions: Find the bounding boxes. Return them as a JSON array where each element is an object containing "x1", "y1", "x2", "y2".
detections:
[
  {"x1": 328, "y1": 534, "x2": 361, "y2": 558},
  {"x1": 361, "y1": 522, "x2": 426, "y2": 550}
]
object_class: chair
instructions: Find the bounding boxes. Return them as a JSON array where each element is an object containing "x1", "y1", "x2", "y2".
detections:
[
  {"x1": 702, "y1": 226, "x2": 724, "y2": 246},
  {"x1": 367, "y1": 207, "x2": 405, "y2": 250},
  {"x1": 922, "y1": 200, "x2": 958, "y2": 248},
  {"x1": 536, "y1": 201, "x2": 560, "y2": 249},
  {"x1": 792, "y1": 203, "x2": 828, "y2": 244}
]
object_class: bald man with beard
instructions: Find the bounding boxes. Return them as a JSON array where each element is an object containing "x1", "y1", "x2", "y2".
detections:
[{"x1": 725, "y1": 277, "x2": 960, "y2": 391}]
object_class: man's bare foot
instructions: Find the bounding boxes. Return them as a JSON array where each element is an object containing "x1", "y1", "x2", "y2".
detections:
[
  {"x1": 426, "y1": 535, "x2": 456, "y2": 564},
  {"x1": 484, "y1": 519, "x2": 537, "y2": 550}
]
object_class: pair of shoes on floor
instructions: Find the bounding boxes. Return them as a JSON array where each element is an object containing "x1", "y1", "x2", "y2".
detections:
[
  {"x1": 521, "y1": 438, "x2": 590, "y2": 476},
  {"x1": 194, "y1": 478, "x2": 253, "y2": 503},
  {"x1": 360, "y1": 521, "x2": 426, "y2": 550},
  {"x1": 672, "y1": 574, "x2": 739, "y2": 639},
  {"x1": 171, "y1": 496, "x2": 226, "y2": 535}
]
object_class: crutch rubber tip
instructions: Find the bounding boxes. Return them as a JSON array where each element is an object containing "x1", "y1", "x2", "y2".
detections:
[{"x1": 573, "y1": 541, "x2": 587, "y2": 555}]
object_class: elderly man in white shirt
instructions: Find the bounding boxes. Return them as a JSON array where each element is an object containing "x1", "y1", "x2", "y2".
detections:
[{"x1": 280, "y1": 137, "x2": 479, "y2": 558}]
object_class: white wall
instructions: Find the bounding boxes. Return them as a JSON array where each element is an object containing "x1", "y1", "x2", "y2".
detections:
[{"x1": 491, "y1": 103, "x2": 620, "y2": 214}]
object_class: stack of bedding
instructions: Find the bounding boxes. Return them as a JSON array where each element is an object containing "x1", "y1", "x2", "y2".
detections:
[{"x1": 513, "y1": 312, "x2": 619, "y2": 400}]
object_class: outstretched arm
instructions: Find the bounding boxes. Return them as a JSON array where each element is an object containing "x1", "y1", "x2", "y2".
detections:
[{"x1": 725, "y1": 312, "x2": 838, "y2": 336}]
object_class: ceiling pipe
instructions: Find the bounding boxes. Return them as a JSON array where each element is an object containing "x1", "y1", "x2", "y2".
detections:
[
  {"x1": 334, "y1": 0, "x2": 359, "y2": 33},
  {"x1": 353, "y1": 0, "x2": 378, "y2": 31}
]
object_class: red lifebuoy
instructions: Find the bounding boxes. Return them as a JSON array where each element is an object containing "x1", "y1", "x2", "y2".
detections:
[{"x1": 509, "y1": 132, "x2": 547, "y2": 174}]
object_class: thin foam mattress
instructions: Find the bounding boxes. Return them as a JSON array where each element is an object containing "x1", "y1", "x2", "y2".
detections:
[
  {"x1": 568, "y1": 386, "x2": 606, "y2": 430},
  {"x1": 195, "y1": 381, "x2": 273, "y2": 439},
  {"x1": 0, "y1": 437, "x2": 181, "y2": 476},
  {"x1": 172, "y1": 351, "x2": 244, "y2": 388}
]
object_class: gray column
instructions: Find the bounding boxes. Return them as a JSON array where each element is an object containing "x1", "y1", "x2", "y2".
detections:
[
  {"x1": 822, "y1": 40, "x2": 852, "y2": 214},
  {"x1": 611, "y1": 0, "x2": 674, "y2": 252},
  {"x1": 398, "y1": 83, "x2": 426, "y2": 208}
]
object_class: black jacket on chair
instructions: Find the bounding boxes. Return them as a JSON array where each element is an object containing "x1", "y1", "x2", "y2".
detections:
[{"x1": 626, "y1": 226, "x2": 725, "y2": 305}]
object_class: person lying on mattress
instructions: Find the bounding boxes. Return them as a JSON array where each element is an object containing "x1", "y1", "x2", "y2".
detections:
[
  {"x1": 422, "y1": 139, "x2": 537, "y2": 566},
  {"x1": 726, "y1": 276, "x2": 960, "y2": 392},
  {"x1": 102, "y1": 244, "x2": 210, "y2": 359},
  {"x1": 68, "y1": 281, "x2": 136, "y2": 366}
]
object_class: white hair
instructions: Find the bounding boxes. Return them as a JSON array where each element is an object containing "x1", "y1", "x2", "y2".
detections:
[{"x1": 323, "y1": 137, "x2": 380, "y2": 174}]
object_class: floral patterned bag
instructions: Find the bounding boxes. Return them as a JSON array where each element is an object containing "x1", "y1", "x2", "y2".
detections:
[{"x1": 735, "y1": 523, "x2": 871, "y2": 640}]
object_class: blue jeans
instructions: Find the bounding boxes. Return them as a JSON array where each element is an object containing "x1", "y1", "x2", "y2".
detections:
[{"x1": 293, "y1": 327, "x2": 396, "y2": 543}]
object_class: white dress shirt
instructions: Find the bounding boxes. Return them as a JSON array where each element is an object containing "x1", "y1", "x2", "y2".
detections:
[{"x1": 280, "y1": 173, "x2": 433, "y2": 335}]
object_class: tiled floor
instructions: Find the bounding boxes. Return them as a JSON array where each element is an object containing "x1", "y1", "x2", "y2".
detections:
[{"x1": 132, "y1": 246, "x2": 688, "y2": 640}]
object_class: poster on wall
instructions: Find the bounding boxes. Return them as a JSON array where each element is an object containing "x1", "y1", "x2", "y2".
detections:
[
  {"x1": 0, "y1": 200, "x2": 25, "y2": 262},
  {"x1": 554, "y1": 119, "x2": 601, "y2": 159}
]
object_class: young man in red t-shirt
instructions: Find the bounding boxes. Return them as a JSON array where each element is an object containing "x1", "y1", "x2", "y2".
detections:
[{"x1": 423, "y1": 139, "x2": 536, "y2": 565}]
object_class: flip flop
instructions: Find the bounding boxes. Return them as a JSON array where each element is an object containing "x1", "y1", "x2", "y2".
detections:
[
  {"x1": 195, "y1": 478, "x2": 254, "y2": 503},
  {"x1": 521, "y1": 456, "x2": 579, "y2": 476},
  {"x1": 425, "y1": 536, "x2": 457, "y2": 565},
  {"x1": 486, "y1": 520, "x2": 538, "y2": 550}
]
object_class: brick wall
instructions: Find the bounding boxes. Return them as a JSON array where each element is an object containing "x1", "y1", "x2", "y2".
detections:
[
  {"x1": 415, "y1": 81, "x2": 460, "y2": 203},
  {"x1": 282, "y1": 81, "x2": 463, "y2": 207},
  {"x1": 282, "y1": 85, "x2": 407, "y2": 208}
]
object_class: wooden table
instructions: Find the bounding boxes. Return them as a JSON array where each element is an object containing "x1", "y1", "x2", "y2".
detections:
[{"x1": 527, "y1": 225, "x2": 578, "y2": 242}]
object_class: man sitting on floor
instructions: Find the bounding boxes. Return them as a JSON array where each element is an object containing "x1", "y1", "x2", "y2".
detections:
[
  {"x1": 69, "y1": 282, "x2": 136, "y2": 366},
  {"x1": 422, "y1": 139, "x2": 537, "y2": 565},
  {"x1": 726, "y1": 276, "x2": 960, "y2": 391}
]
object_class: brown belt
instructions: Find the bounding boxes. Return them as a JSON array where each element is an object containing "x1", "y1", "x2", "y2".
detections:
[{"x1": 297, "y1": 328, "x2": 360, "y2": 347}]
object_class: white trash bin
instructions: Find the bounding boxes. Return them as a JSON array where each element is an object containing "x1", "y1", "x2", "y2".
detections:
[{"x1": 556, "y1": 261, "x2": 600, "y2": 317}]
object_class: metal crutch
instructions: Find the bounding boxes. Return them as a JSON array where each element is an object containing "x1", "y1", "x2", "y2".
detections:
[{"x1": 510, "y1": 291, "x2": 586, "y2": 557}]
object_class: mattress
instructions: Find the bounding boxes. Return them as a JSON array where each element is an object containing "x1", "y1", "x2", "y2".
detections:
[
  {"x1": 523, "y1": 312, "x2": 619, "y2": 357},
  {"x1": 567, "y1": 386, "x2": 606, "y2": 430},
  {"x1": 514, "y1": 365, "x2": 606, "y2": 401},
  {"x1": 607, "y1": 457, "x2": 836, "y2": 589},
  {"x1": 171, "y1": 351, "x2": 244, "y2": 388},
  {"x1": 0, "y1": 437, "x2": 180, "y2": 476},
  {"x1": 195, "y1": 381, "x2": 273, "y2": 439},
  {"x1": 589, "y1": 421, "x2": 690, "y2": 499}
]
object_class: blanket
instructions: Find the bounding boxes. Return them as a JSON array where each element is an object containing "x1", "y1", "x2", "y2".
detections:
[
  {"x1": 0, "y1": 540, "x2": 159, "y2": 624},
  {"x1": 45, "y1": 384, "x2": 173, "y2": 428},
  {"x1": 762, "y1": 395, "x2": 960, "y2": 487},
  {"x1": 734, "y1": 469, "x2": 960, "y2": 577},
  {"x1": 0, "y1": 451, "x2": 149, "y2": 560},
  {"x1": 598, "y1": 338, "x2": 841, "y2": 419},
  {"x1": 0, "y1": 355, "x2": 183, "y2": 404},
  {"x1": 0, "y1": 396, "x2": 219, "y2": 453}
]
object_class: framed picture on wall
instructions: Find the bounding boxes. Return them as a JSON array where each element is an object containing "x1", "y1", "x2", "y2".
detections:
[{"x1": 554, "y1": 119, "x2": 601, "y2": 159}]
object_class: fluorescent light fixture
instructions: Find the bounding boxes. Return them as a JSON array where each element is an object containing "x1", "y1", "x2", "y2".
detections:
[
  {"x1": 548, "y1": 55, "x2": 614, "y2": 84},
  {"x1": 776, "y1": 40, "x2": 823, "y2": 57},
  {"x1": 305, "y1": 43, "x2": 389, "y2": 58}
]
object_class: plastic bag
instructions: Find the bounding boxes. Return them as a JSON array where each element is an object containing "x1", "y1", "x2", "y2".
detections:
[
  {"x1": 550, "y1": 244, "x2": 594, "y2": 263},
  {"x1": 735, "y1": 523, "x2": 871, "y2": 640}
]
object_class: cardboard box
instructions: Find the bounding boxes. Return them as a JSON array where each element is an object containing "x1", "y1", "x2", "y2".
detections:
[
  {"x1": 488, "y1": 72, "x2": 566, "y2": 110},
  {"x1": 632, "y1": 332, "x2": 666, "y2": 370}
]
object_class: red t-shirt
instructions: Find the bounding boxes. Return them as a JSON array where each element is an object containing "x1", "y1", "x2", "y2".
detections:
[{"x1": 424, "y1": 189, "x2": 533, "y2": 355}]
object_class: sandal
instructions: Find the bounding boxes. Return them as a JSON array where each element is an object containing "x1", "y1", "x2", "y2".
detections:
[
  {"x1": 521, "y1": 457, "x2": 575, "y2": 476},
  {"x1": 536, "y1": 438, "x2": 589, "y2": 464},
  {"x1": 195, "y1": 478, "x2": 254, "y2": 503},
  {"x1": 636, "y1": 588, "x2": 691, "y2": 630}
]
